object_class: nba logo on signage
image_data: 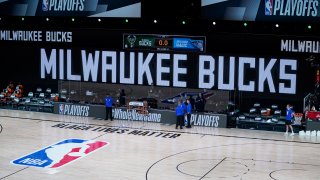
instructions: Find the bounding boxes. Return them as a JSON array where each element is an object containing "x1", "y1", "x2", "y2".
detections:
[
  {"x1": 11, "y1": 139, "x2": 109, "y2": 169},
  {"x1": 59, "y1": 104, "x2": 64, "y2": 114},
  {"x1": 265, "y1": 0, "x2": 273, "y2": 15},
  {"x1": 42, "y1": 0, "x2": 49, "y2": 11}
]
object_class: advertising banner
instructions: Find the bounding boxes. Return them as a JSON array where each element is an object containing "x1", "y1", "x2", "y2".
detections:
[
  {"x1": 0, "y1": 0, "x2": 141, "y2": 17},
  {"x1": 202, "y1": 0, "x2": 320, "y2": 22},
  {"x1": 55, "y1": 103, "x2": 105, "y2": 118},
  {"x1": 53, "y1": 103, "x2": 228, "y2": 128}
]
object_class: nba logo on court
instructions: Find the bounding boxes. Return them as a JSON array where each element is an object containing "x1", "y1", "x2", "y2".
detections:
[
  {"x1": 11, "y1": 139, "x2": 109, "y2": 169},
  {"x1": 265, "y1": 0, "x2": 273, "y2": 15},
  {"x1": 59, "y1": 104, "x2": 64, "y2": 114},
  {"x1": 42, "y1": 0, "x2": 49, "y2": 11}
]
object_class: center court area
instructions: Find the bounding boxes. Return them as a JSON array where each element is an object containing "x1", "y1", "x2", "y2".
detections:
[{"x1": 0, "y1": 109, "x2": 320, "y2": 180}]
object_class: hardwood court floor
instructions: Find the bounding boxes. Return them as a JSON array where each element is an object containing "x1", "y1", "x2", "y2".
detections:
[{"x1": 0, "y1": 109, "x2": 320, "y2": 180}]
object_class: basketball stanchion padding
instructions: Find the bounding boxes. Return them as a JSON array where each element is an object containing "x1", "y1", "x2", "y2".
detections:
[{"x1": 293, "y1": 113, "x2": 303, "y2": 125}]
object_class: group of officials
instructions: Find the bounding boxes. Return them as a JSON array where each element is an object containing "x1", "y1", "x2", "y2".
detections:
[
  {"x1": 175, "y1": 99, "x2": 192, "y2": 129},
  {"x1": 104, "y1": 90, "x2": 203, "y2": 130}
]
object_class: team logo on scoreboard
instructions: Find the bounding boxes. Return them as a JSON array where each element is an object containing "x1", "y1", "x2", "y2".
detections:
[
  {"x1": 42, "y1": 0, "x2": 49, "y2": 11},
  {"x1": 127, "y1": 35, "x2": 137, "y2": 48},
  {"x1": 11, "y1": 139, "x2": 109, "y2": 169},
  {"x1": 191, "y1": 40, "x2": 204, "y2": 51},
  {"x1": 265, "y1": 0, "x2": 273, "y2": 15}
]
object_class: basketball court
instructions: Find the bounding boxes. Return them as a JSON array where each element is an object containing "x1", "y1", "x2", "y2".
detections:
[{"x1": 1, "y1": 109, "x2": 320, "y2": 180}]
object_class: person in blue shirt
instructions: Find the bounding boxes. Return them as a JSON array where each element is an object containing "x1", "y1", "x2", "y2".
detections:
[
  {"x1": 186, "y1": 99, "x2": 192, "y2": 128},
  {"x1": 285, "y1": 104, "x2": 294, "y2": 136},
  {"x1": 105, "y1": 94, "x2": 113, "y2": 121},
  {"x1": 176, "y1": 100, "x2": 185, "y2": 129}
]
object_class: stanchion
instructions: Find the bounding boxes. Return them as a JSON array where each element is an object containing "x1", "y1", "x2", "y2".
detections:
[{"x1": 293, "y1": 113, "x2": 303, "y2": 125}]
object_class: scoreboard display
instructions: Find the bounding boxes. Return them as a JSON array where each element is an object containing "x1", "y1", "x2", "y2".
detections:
[
  {"x1": 123, "y1": 34, "x2": 206, "y2": 52},
  {"x1": 154, "y1": 38, "x2": 173, "y2": 49}
]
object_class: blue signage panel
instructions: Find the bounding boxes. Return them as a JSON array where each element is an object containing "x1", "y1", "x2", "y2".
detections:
[{"x1": 173, "y1": 38, "x2": 204, "y2": 52}]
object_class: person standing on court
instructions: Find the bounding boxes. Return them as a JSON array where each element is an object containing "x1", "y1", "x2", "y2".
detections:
[
  {"x1": 118, "y1": 89, "x2": 126, "y2": 107},
  {"x1": 176, "y1": 100, "x2": 185, "y2": 129},
  {"x1": 285, "y1": 104, "x2": 294, "y2": 136},
  {"x1": 105, "y1": 94, "x2": 113, "y2": 121},
  {"x1": 195, "y1": 93, "x2": 206, "y2": 112},
  {"x1": 182, "y1": 98, "x2": 188, "y2": 126},
  {"x1": 186, "y1": 98, "x2": 192, "y2": 128}
]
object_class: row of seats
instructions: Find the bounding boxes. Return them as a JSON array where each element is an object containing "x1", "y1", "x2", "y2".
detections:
[
  {"x1": 0, "y1": 87, "x2": 57, "y2": 113},
  {"x1": 249, "y1": 103, "x2": 281, "y2": 117},
  {"x1": 237, "y1": 103, "x2": 283, "y2": 123}
]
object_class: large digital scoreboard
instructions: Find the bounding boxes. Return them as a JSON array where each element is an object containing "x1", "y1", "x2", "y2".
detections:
[{"x1": 123, "y1": 34, "x2": 206, "y2": 53}]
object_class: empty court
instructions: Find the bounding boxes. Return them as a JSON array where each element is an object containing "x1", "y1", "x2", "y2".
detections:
[{"x1": 0, "y1": 109, "x2": 319, "y2": 180}]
